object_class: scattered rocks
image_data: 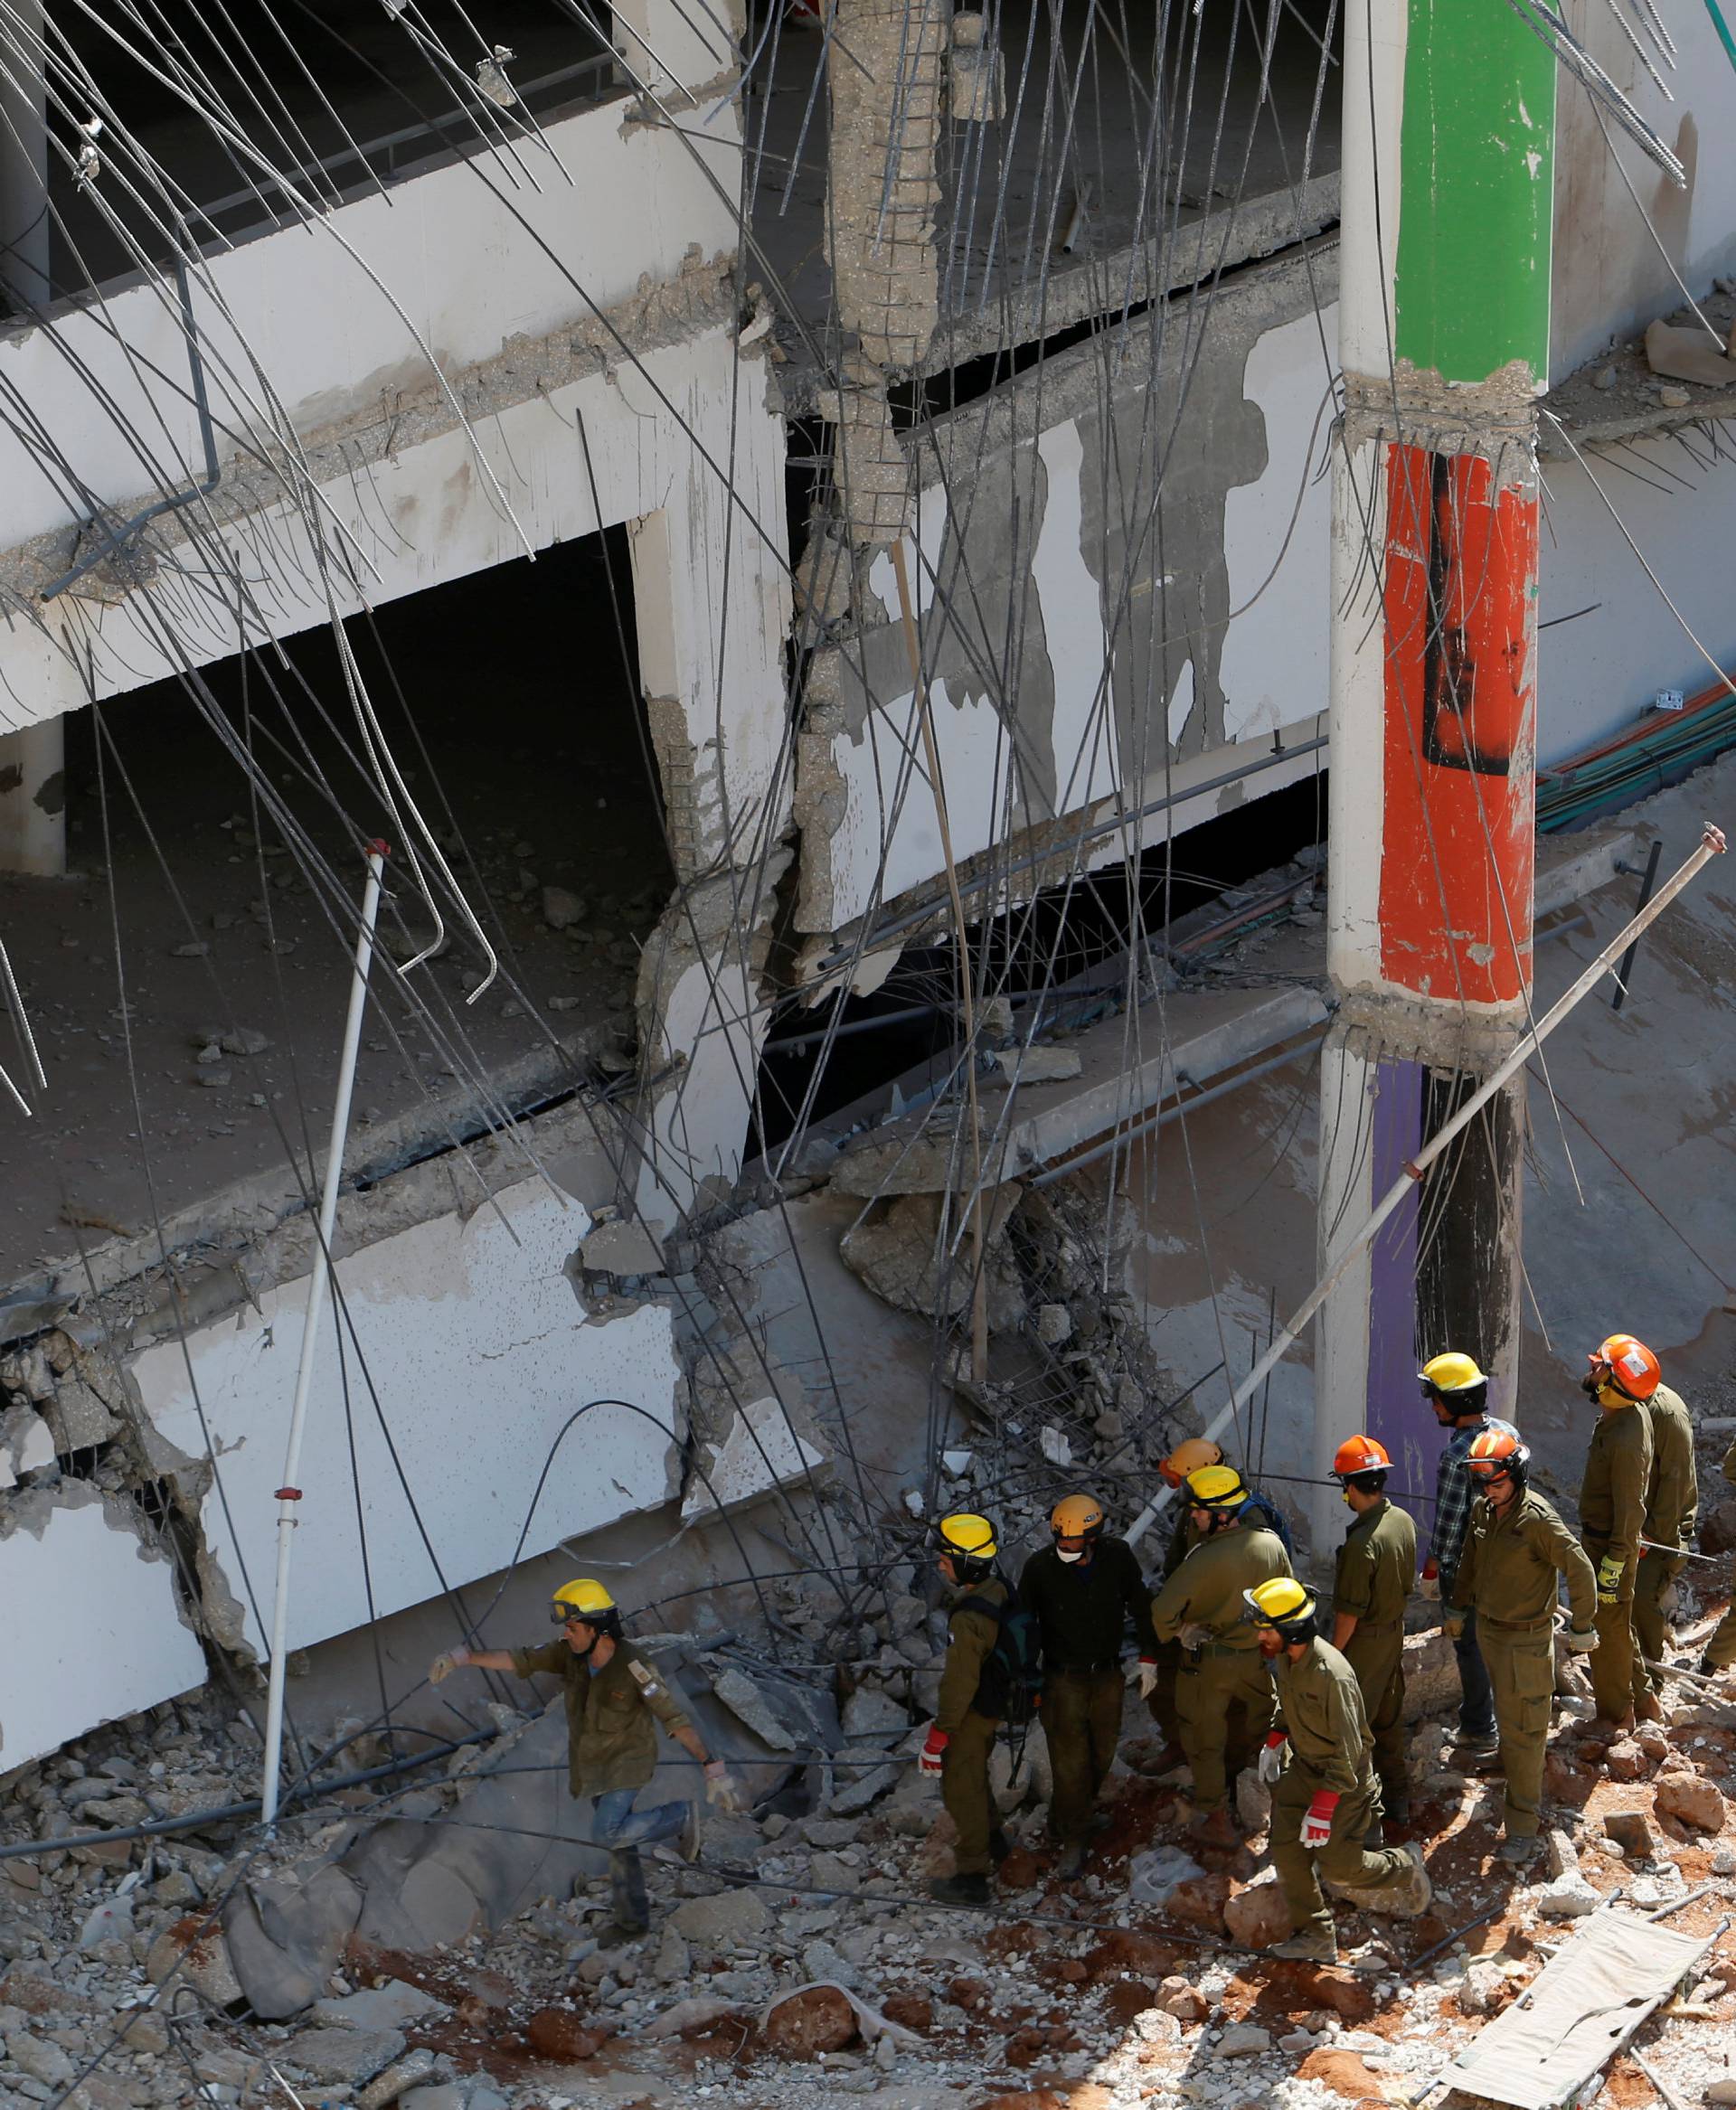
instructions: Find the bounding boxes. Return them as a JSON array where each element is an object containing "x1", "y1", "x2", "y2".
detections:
[
  {"x1": 763, "y1": 1983, "x2": 858, "y2": 2058},
  {"x1": 1605, "y1": 1738, "x2": 1650, "y2": 1781},
  {"x1": 7, "y1": 2031, "x2": 74, "y2": 2086},
  {"x1": 1165, "y1": 1870, "x2": 1231, "y2": 1933},
  {"x1": 524, "y1": 2008, "x2": 609, "y2": 2059},
  {"x1": 1297, "y1": 2049, "x2": 1396, "y2": 2102},
  {"x1": 1655, "y1": 1774, "x2": 1730, "y2": 1834},
  {"x1": 1217, "y1": 2022, "x2": 1272, "y2": 2056},
  {"x1": 1536, "y1": 1874, "x2": 1601, "y2": 1917},
  {"x1": 541, "y1": 885, "x2": 586, "y2": 929},
  {"x1": 1157, "y1": 1975, "x2": 1209, "y2": 2021},
  {"x1": 145, "y1": 1915, "x2": 244, "y2": 2008}
]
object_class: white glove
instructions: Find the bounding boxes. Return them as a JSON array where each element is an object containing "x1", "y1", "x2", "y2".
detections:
[
  {"x1": 1258, "y1": 1738, "x2": 1287, "y2": 1785},
  {"x1": 429, "y1": 1645, "x2": 471, "y2": 1685},
  {"x1": 1129, "y1": 1661, "x2": 1160, "y2": 1700},
  {"x1": 1418, "y1": 1569, "x2": 1440, "y2": 1601},
  {"x1": 703, "y1": 1761, "x2": 745, "y2": 1813},
  {"x1": 1563, "y1": 1627, "x2": 1598, "y2": 1655},
  {"x1": 1177, "y1": 1622, "x2": 1212, "y2": 1652}
]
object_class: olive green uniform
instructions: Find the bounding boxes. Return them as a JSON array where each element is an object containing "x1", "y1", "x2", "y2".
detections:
[
  {"x1": 1150, "y1": 1525, "x2": 1291, "y2": 1813},
  {"x1": 1450, "y1": 1491, "x2": 1598, "y2": 1837},
  {"x1": 1144, "y1": 1508, "x2": 1208, "y2": 1743},
  {"x1": 1020, "y1": 1539, "x2": 1157, "y2": 1843},
  {"x1": 1703, "y1": 1431, "x2": 1736, "y2": 1672},
  {"x1": 935, "y1": 1577, "x2": 1007, "y2": 1877},
  {"x1": 1269, "y1": 1638, "x2": 1415, "y2": 1942},
  {"x1": 1634, "y1": 1385, "x2": 1697, "y2": 1693},
  {"x1": 1333, "y1": 1496, "x2": 1416, "y2": 1813},
  {"x1": 511, "y1": 1639, "x2": 693, "y2": 1930},
  {"x1": 1579, "y1": 1403, "x2": 1653, "y2": 1721}
]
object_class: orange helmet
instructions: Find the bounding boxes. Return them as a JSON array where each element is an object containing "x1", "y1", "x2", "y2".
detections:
[
  {"x1": 1466, "y1": 1427, "x2": 1530, "y2": 1486},
  {"x1": 1159, "y1": 1437, "x2": 1224, "y2": 1489},
  {"x1": 1588, "y1": 1333, "x2": 1660, "y2": 1402},
  {"x1": 1050, "y1": 1493, "x2": 1105, "y2": 1549},
  {"x1": 1332, "y1": 1436, "x2": 1390, "y2": 1479}
]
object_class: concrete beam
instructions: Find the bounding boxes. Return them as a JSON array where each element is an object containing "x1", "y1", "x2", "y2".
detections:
[
  {"x1": 832, "y1": 983, "x2": 1329, "y2": 1197},
  {"x1": 1534, "y1": 829, "x2": 1639, "y2": 918}
]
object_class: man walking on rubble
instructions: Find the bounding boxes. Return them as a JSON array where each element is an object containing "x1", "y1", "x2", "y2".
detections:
[
  {"x1": 1328, "y1": 1436, "x2": 1415, "y2": 1832},
  {"x1": 1243, "y1": 1577, "x2": 1431, "y2": 1964},
  {"x1": 1698, "y1": 1422, "x2": 1736, "y2": 1685},
  {"x1": 430, "y1": 1578, "x2": 743, "y2": 1949},
  {"x1": 920, "y1": 1512, "x2": 1014, "y2": 1906},
  {"x1": 1622, "y1": 1339, "x2": 1697, "y2": 1705},
  {"x1": 1148, "y1": 1465, "x2": 1291, "y2": 1847},
  {"x1": 1417, "y1": 1352, "x2": 1516, "y2": 1765},
  {"x1": 1020, "y1": 1493, "x2": 1159, "y2": 1877},
  {"x1": 1448, "y1": 1428, "x2": 1599, "y2": 1863},
  {"x1": 1579, "y1": 1334, "x2": 1657, "y2": 1730},
  {"x1": 1140, "y1": 1437, "x2": 1293, "y2": 1768}
]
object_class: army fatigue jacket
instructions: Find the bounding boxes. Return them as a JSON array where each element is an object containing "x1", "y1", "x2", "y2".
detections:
[
  {"x1": 1724, "y1": 1427, "x2": 1736, "y2": 1491},
  {"x1": 511, "y1": 1639, "x2": 691, "y2": 1798},
  {"x1": 1149, "y1": 1525, "x2": 1291, "y2": 1651},
  {"x1": 1333, "y1": 1498, "x2": 1416, "y2": 1631},
  {"x1": 937, "y1": 1575, "x2": 1008, "y2": 1730},
  {"x1": 1580, "y1": 1403, "x2": 1652, "y2": 1567},
  {"x1": 1272, "y1": 1638, "x2": 1373, "y2": 1794},
  {"x1": 1450, "y1": 1489, "x2": 1599, "y2": 1630},
  {"x1": 1641, "y1": 1384, "x2": 1698, "y2": 1551}
]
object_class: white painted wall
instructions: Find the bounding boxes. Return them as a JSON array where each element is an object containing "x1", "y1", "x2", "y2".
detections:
[
  {"x1": 1552, "y1": 0, "x2": 1736, "y2": 381},
  {"x1": 1537, "y1": 433, "x2": 1736, "y2": 762},
  {"x1": 0, "y1": 1490, "x2": 206, "y2": 1770},
  {"x1": 132, "y1": 1178, "x2": 683, "y2": 1661}
]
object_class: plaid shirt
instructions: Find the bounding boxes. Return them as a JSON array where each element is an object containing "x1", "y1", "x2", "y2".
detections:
[{"x1": 1429, "y1": 1417, "x2": 1518, "y2": 1588}]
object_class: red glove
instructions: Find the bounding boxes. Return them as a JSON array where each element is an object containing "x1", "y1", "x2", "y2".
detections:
[
  {"x1": 1421, "y1": 1558, "x2": 1438, "y2": 1579},
  {"x1": 919, "y1": 1725, "x2": 949, "y2": 1777},
  {"x1": 1264, "y1": 1730, "x2": 1287, "y2": 1748},
  {"x1": 1300, "y1": 1789, "x2": 1339, "y2": 1850}
]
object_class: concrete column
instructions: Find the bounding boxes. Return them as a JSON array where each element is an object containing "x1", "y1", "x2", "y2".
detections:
[
  {"x1": 0, "y1": 716, "x2": 66, "y2": 874},
  {"x1": 1314, "y1": 0, "x2": 1551, "y2": 1548},
  {"x1": 0, "y1": 0, "x2": 51, "y2": 317}
]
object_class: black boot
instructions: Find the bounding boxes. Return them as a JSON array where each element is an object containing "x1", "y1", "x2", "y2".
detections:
[
  {"x1": 929, "y1": 1872, "x2": 990, "y2": 1907},
  {"x1": 987, "y1": 1828, "x2": 1012, "y2": 1864}
]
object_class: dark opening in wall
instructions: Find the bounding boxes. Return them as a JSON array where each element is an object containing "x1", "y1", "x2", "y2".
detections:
[
  {"x1": 4, "y1": 525, "x2": 667, "y2": 1274},
  {"x1": 754, "y1": 767, "x2": 1327, "y2": 1150}
]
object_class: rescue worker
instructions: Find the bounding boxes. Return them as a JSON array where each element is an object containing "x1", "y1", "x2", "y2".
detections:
[
  {"x1": 920, "y1": 1512, "x2": 1011, "y2": 1906},
  {"x1": 1698, "y1": 1423, "x2": 1736, "y2": 1683},
  {"x1": 1148, "y1": 1465, "x2": 1291, "y2": 1846},
  {"x1": 1447, "y1": 1429, "x2": 1599, "y2": 1862},
  {"x1": 1140, "y1": 1437, "x2": 1293, "y2": 1765},
  {"x1": 1622, "y1": 1340, "x2": 1698, "y2": 1700},
  {"x1": 1579, "y1": 1333, "x2": 1657, "y2": 1730},
  {"x1": 1019, "y1": 1493, "x2": 1158, "y2": 1876},
  {"x1": 1417, "y1": 1351, "x2": 1517, "y2": 1763},
  {"x1": 1243, "y1": 1577, "x2": 1431, "y2": 1964},
  {"x1": 1329, "y1": 1436, "x2": 1415, "y2": 1829},
  {"x1": 429, "y1": 1579, "x2": 742, "y2": 1947}
]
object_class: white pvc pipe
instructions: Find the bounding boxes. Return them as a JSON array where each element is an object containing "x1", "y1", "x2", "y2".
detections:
[
  {"x1": 1126, "y1": 821, "x2": 1727, "y2": 1548},
  {"x1": 260, "y1": 843, "x2": 388, "y2": 1825}
]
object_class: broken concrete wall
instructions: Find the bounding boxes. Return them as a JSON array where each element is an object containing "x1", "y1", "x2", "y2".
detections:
[
  {"x1": 0, "y1": 1484, "x2": 206, "y2": 1770},
  {"x1": 791, "y1": 248, "x2": 1339, "y2": 941},
  {"x1": 129, "y1": 1175, "x2": 684, "y2": 1663}
]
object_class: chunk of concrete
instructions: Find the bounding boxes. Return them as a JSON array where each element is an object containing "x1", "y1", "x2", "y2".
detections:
[
  {"x1": 580, "y1": 1219, "x2": 665, "y2": 1278},
  {"x1": 681, "y1": 1396, "x2": 827, "y2": 1522},
  {"x1": 224, "y1": 1865, "x2": 364, "y2": 2021},
  {"x1": 312, "y1": 1981, "x2": 448, "y2": 2030},
  {"x1": 706, "y1": 1664, "x2": 799, "y2": 1751},
  {"x1": 670, "y1": 1888, "x2": 771, "y2": 1945},
  {"x1": 278, "y1": 2027, "x2": 407, "y2": 2085},
  {"x1": 43, "y1": 1373, "x2": 119, "y2": 1451},
  {"x1": 993, "y1": 1047, "x2": 1082, "y2": 1084},
  {"x1": 1644, "y1": 318, "x2": 1736, "y2": 391}
]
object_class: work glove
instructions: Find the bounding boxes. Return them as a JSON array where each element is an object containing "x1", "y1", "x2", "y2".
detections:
[
  {"x1": 918, "y1": 1726, "x2": 949, "y2": 1778},
  {"x1": 1418, "y1": 1559, "x2": 1440, "y2": 1602},
  {"x1": 1258, "y1": 1732, "x2": 1287, "y2": 1785},
  {"x1": 1177, "y1": 1622, "x2": 1212, "y2": 1652},
  {"x1": 1596, "y1": 1555, "x2": 1625, "y2": 1608},
  {"x1": 703, "y1": 1761, "x2": 745, "y2": 1813},
  {"x1": 1128, "y1": 1660, "x2": 1160, "y2": 1701},
  {"x1": 1443, "y1": 1611, "x2": 1466, "y2": 1642},
  {"x1": 429, "y1": 1646, "x2": 471, "y2": 1685},
  {"x1": 1563, "y1": 1628, "x2": 1598, "y2": 1655},
  {"x1": 1300, "y1": 1789, "x2": 1339, "y2": 1851}
]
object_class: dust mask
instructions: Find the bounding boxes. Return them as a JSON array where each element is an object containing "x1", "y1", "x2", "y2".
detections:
[{"x1": 1056, "y1": 1547, "x2": 1084, "y2": 1564}]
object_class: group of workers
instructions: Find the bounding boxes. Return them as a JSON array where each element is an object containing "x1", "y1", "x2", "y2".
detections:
[{"x1": 421, "y1": 1331, "x2": 1731, "y2": 1963}]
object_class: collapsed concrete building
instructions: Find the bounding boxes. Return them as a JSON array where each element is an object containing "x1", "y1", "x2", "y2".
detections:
[{"x1": 1, "y1": 0, "x2": 1735, "y2": 2105}]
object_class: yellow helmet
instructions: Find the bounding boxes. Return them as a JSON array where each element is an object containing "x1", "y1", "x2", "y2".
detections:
[
  {"x1": 938, "y1": 1512, "x2": 998, "y2": 1573},
  {"x1": 1241, "y1": 1575, "x2": 1317, "y2": 1640},
  {"x1": 551, "y1": 1578, "x2": 618, "y2": 1627},
  {"x1": 1420, "y1": 1351, "x2": 1486, "y2": 1394},
  {"x1": 1159, "y1": 1436, "x2": 1224, "y2": 1489},
  {"x1": 1184, "y1": 1465, "x2": 1249, "y2": 1511},
  {"x1": 1050, "y1": 1493, "x2": 1105, "y2": 1546}
]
